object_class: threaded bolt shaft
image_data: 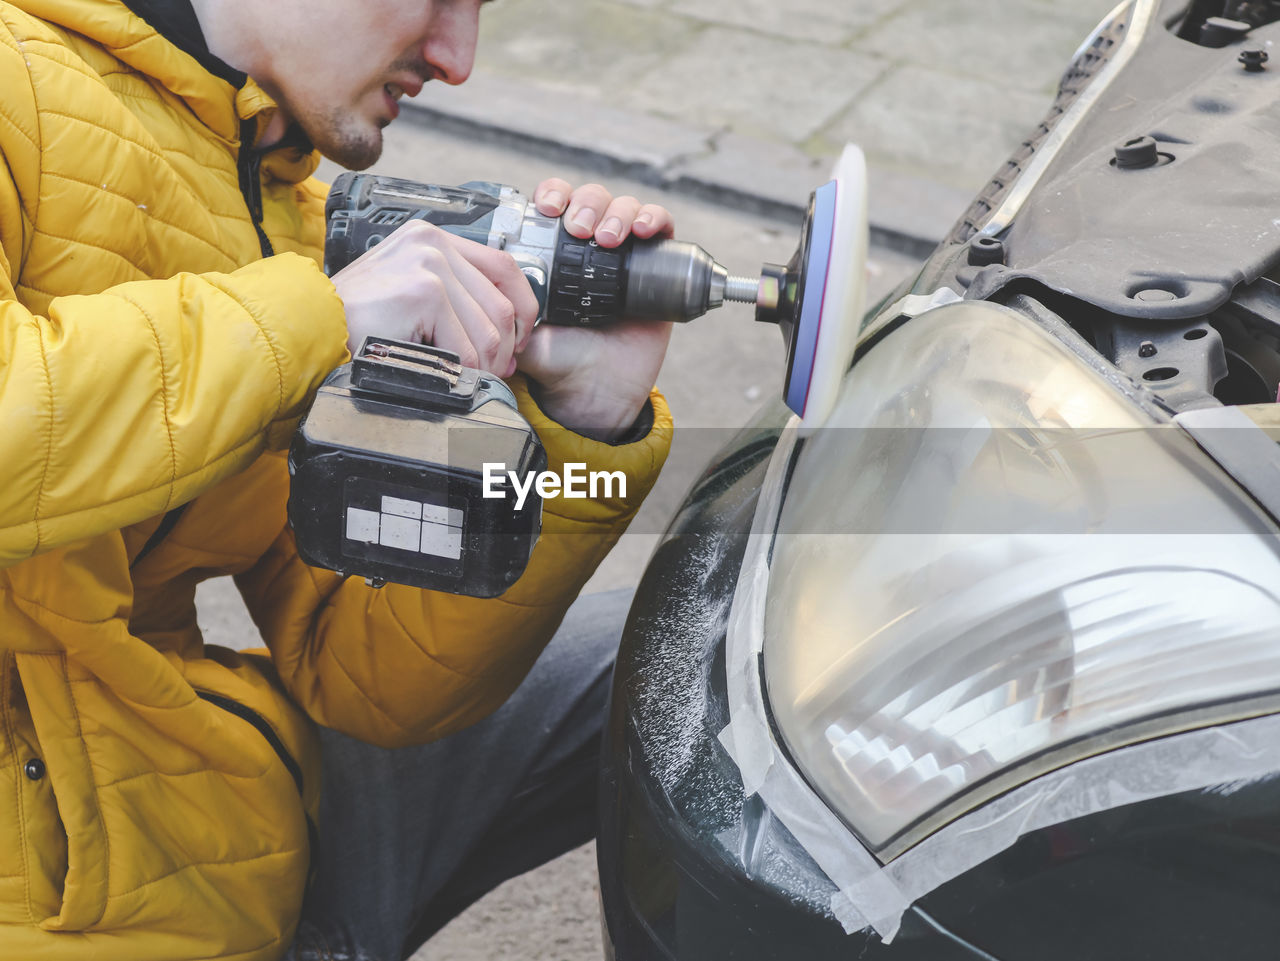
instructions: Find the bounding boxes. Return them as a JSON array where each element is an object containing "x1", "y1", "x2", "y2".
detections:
[{"x1": 724, "y1": 275, "x2": 761, "y2": 304}]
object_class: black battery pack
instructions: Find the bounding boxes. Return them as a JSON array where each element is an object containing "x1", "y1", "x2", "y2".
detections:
[{"x1": 288, "y1": 339, "x2": 546, "y2": 598}]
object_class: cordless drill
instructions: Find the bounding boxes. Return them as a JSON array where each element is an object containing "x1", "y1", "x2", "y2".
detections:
[
  {"x1": 293, "y1": 173, "x2": 816, "y2": 598},
  {"x1": 323, "y1": 173, "x2": 775, "y2": 326}
]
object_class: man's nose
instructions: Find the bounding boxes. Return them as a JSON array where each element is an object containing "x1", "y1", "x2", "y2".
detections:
[{"x1": 423, "y1": 8, "x2": 478, "y2": 85}]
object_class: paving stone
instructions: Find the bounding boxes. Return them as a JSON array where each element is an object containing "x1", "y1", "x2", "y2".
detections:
[
  {"x1": 669, "y1": 129, "x2": 831, "y2": 218},
  {"x1": 825, "y1": 63, "x2": 1056, "y2": 192},
  {"x1": 619, "y1": 27, "x2": 891, "y2": 143},
  {"x1": 673, "y1": 130, "x2": 970, "y2": 256},
  {"x1": 473, "y1": 0, "x2": 699, "y2": 101},
  {"x1": 863, "y1": 162, "x2": 973, "y2": 254},
  {"x1": 855, "y1": 0, "x2": 1121, "y2": 92},
  {"x1": 409, "y1": 74, "x2": 712, "y2": 176},
  {"x1": 669, "y1": 0, "x2": 909, "y2": 46}
]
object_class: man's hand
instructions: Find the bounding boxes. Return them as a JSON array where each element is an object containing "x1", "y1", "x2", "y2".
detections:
[
  {"x1": 330, "y1": 220, "x2": 539, "y2": 377},
  {"x1": 518, "y1": 179, "x2": 675, "y2": 442}
]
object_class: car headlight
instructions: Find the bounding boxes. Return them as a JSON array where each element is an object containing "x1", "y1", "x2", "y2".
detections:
[{"x1": 763, "y1": 301, "x2": 1280, "y2": 854}]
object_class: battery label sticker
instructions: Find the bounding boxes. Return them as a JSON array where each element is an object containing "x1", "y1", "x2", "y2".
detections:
[
  {"x1": 345, "y1": 507, "x2": 381, "y2": 544},
  {"x1": 382, "y1": 496, "x2": 423, "y2": 520},
  {"x1": 345, "y1": 496, "x2": 465, "y2": 560}
]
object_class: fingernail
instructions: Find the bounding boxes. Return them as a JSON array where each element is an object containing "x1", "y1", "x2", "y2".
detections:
[
  {"x1": 541, "y1": 190, "x2": 565, "y2": 211},
  {"x1": 597, "y1": 216, "x2": 623, "y2": 243},
  {"x1": 571, "y1": 207, "x2": 597, "y2": 231},
  {"x1": 635, "y1": 212, "x2": 654, "y2": 227}
]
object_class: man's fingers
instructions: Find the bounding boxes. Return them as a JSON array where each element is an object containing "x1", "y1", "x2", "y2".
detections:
[
  {"x1": 401, "y1": 247, "x2": 496, "y2": 371},
  {"x1": 631, "y1": 203, "x2": 675, "y2": 240},
  {"x1": 543, "y1": 181, "x2": 675, "y2": 246},
  {"x1": 443, "y1": 275, "x2": 511, "y2": 374},
  {"x1": 534, "y1": 177, "x2": 573, "y2": 217},
  {"x1": 495, "y1": 268, "x2": 540, "y2": 354},
  {"x1": 335, "y1": 220, "x2": 537, "y2": 371},
  {"x1": 424, "y1": 304, "x2": 487, "y2": 372},
  {"x1": 447, "y1": 239, "x2": 539, "y2": 353},
  {"x1": 594, "y1": 195, "x2": 642, "y2": 248},
  {"x1": 562, "y1": 183, "x2": 614, "y2": 239}
]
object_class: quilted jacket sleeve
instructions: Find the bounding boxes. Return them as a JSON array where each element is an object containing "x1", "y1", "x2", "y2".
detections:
[
  {"x1": 235, "y1": 378, "x2": 673, "y2": 748},
  {"x1": 0, "y1": 37, "x2": 350, "y2": 566}
]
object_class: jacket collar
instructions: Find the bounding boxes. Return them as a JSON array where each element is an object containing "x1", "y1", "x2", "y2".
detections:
[
  {"x1": 120, "y1": 0, "x2": 247, "y2": 88},
  {"x1": 14, "y1": 0, "x2": 280, "y2": 142}
]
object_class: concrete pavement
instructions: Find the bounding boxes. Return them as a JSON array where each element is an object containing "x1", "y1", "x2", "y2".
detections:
[{"x1": 411, "y1": 0, "x2": 1122, "y2": 254}]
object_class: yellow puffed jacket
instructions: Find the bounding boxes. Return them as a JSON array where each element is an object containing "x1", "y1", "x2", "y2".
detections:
[{"x1": 0, "y1": 2, "x2": 672, "y2": 959}]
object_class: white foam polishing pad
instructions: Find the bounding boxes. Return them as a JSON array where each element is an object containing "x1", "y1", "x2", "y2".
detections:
[{"x1": 785, "y1": 144, "x2": 870, "y2": 432}]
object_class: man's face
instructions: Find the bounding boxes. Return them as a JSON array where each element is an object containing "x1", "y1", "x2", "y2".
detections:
[{"x1": 260, "y1": 0, "x2": 483, "y2": 169}]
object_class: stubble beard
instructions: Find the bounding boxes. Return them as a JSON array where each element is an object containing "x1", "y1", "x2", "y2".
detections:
[{"x1": 304, "y1": 102, "x2": 385, "y2": 171}]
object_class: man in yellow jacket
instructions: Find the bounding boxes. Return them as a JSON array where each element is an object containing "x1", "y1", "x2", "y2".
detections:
[{"x1": 0, "y1": 1, "x2": 674, "y2": 959}]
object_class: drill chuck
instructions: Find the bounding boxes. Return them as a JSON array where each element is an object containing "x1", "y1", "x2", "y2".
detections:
[
  {"x1": 625, "y1": 240, "x2": 727, "y2": 323},
  {"x1": 621, "y1": 241, "x2": 762, "y2": 322}
]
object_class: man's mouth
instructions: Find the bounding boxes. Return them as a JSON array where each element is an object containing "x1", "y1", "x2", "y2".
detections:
[
  {"x1": 380, "y1": 74, "x2": 427, "y2": 123},
  {"x1": 380, "y1": 85, "x2": 400, "y2": 123},
  {"x1": 385, "y1": 75, "x2": 426, "y2": 101}
]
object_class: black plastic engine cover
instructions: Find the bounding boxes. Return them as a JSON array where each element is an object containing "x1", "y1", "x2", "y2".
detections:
[{"x1": 967, "y1": 1, "x2": 1280, "y2": 322}]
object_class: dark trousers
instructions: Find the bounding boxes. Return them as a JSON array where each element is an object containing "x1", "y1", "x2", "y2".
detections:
[{"x1": 283, "y1": 589, "x2": 629, "y2": 961}]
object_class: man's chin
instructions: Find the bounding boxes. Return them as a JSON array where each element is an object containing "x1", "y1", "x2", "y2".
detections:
[{"x1": 305, "y1": 119, "x2": 384, "y2": 171}]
